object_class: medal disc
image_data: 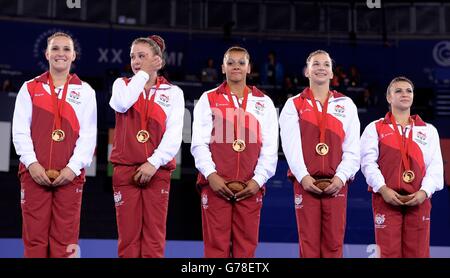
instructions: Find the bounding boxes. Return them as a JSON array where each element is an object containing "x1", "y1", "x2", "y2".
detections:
[
  {"x1": 402, "y1": 170, "x2": 415, "y2": 183},
  {"x1": 51, "y1": 129, "x2": 65, "y2": 142},
  {"x1": 315, "y1": 143, "x2": 329, "y2": 156},
  {"x1": 232, "y1": 139, "x2": 246, "y2": 152},
  {"x1": 136, "y1": 130, "x2": 150, "y2": 143}
]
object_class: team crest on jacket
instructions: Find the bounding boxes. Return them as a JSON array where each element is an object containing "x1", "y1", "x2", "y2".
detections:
[
  {"x1": 333, "y1": 104, "x2": 346, "y2": 117},
  {"x1": 254, "y1": 101, "x2": 265, "y2": 115},
  {"x1": 21, "y1": 189, "x2": 25, "y2": 204},
  {"x1": 374, "y1": 213, "x2": 386, "y2": 228},
  {"x1": 68, "y1": 90, "x2": 81, "y2": 105},
  {"x1": 157, "y1": 93, "x2": 170, "y2": 107},
  {"x1": 201, "y1": 193, "x2": 208, "y2": 209},
  {"x1": 415, "y1": 131, "x2": 427, "y2": 145},
  {"x1": 114, "y1": 191, "x2": 124, "y2": 207},
  {"x1": 294, "y1": 194, "x2": 303, "y2": 209}
]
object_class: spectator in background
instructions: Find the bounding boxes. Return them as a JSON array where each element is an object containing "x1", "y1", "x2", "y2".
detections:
[
  {"x1": 347, "y1": 65, "x2": 361, "y2": 87},
  {"x1": 281, "y1": 76, "x2": 297, "y2": 105},
  {"x1": 201, "y1": 58, "x2": 218, "y2": 83},
  {"x1": 2, "y1": 79, "x2": 14, "y2": 92},
  {"x1": 356, "y1": 88, "x2": 375, "y2": 109},
  {"x1": 331, "y1": 65, "x2": 346, "y2": 88},
  {"x1": 260, "y1": 50, "x2": 284, "y2": 87},
  {"x1": 247, "y1": 61, "x2": 260, "y2": 85}
]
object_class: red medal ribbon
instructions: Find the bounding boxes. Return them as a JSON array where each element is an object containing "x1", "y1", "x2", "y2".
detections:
[
  {"x1": 48, "y1": 73, "x2": 71, "y2": 132},
  {"x1": 139, "y1": 78, "x2": 161, "y2": 134},
  {"x1": 225, "y1": 84, "x2": 250, "y2": 143},
  {"x1": 389, "y1": 113, "x2": 414, "y2": 176},
  {"x1": 307, "y1": 88, "x2": 330, "y2": 144}
]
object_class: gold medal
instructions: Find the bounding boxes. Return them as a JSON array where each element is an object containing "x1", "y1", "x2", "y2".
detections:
[
  {"x1": 136, "y1": 130, "x2": 150, "y2": 143},
  {"x1": 232, "y1": 139, "x2": 246, "y2": 152},
  {"x1": 51, "y1": 129, "x2": 65, "y2": 142},
  {"x1": 402, "y1": 170, "x2": 415, "y2": 183},
  {"x1": 315, "y1": 143, "x2": 329, "y2": 156},
  {"x1": 45, "y1": 169, "x2": 60, "y2": 181}
]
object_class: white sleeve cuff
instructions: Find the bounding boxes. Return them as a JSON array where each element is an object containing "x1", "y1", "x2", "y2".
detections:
[
  {"x1": 335, "y1": 172, "x2": 348, "y2": 186},
  {"x1": 293, "y1": 170, "x2": 309, "y2": 184},
  {"x1": 370, "y1": 176, "x2": 387, "y2": 193},
  {"x1": 420, "y1": 181, "x2": 435, "y2": 198},
  {"x1": 202, "y1": 167, "x2": 217, "y2": 180},
  {"x1": 371, "y1": 183, "x2": 383, "y2": 193},
  {"x1": 147, "y1": 155, "x2": 161, "y2": 170},
  {"x1": 136, "y1": 70, "x2": 150, "y2": 81},
  {"x1": 252, "y1": 174, "x2": 266, "y2": 188},
  {"x1": 22, "y1": 155, "x2": 38, "y2": 169},
  {"x1": 67, "y1": 162, "x2": 82, "y2": 176}
]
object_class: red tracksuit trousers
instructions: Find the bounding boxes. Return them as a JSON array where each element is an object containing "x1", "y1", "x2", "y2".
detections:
[
  {"x1": 20, "y1": 171, "x2": 84, "y2": 258},
  {"x1": 200, "y1": 185, "x2": 263, "y2": 258},
  {"x1": 372, "y1": 193, "x2": 431, "y2": 258},
  {"x1": 113, "y1": 165, "x2": 171, "y2": 258},
  {"x1": 293, "y1": 180, "x2": 348, "y2": 258}
]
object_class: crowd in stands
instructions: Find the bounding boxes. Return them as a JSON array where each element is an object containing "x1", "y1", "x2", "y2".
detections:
[{"x1": 1, "y1": 53, "x2": 378, "y2": 110}]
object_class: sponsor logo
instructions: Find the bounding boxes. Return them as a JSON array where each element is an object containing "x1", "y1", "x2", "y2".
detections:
[
  {"x1": 294, "y1": 194, "x2": 303, "y2": 209},
  {"x1": 374, "y1": 213, "x2": 386, "y2": 228},
  {"x1": 157, "y1": 93, "x2": 170, "y2": 107},
  {"x1": 68, "y1": 90, "x2": 81, "y2": 105},
  {"x1": 379, "y1": 132, "x2": 393, "y2": 140},
  {"x1": 201, "y1": 193, "x2": 208, "y2": 209},
  {"x1": 70, "y1": 90, "x2": 80, "y2": 100},
  {"x1": 216, "y1": 103, "x2": 229, "y2": 107},
  {"x1": 255, "y1": 101, "x2": 265, "y2": 112},
  {"x1": 335, "y1": 104, "x2": 345, "y2": 114},
  {"x1": 21, "y1": 189, "x2": 25, "y2": 204},
  {"x1": 415, "y1": 131, "x2": 428, "y2": 146},
  {"x1": 114, "y1": 191, "x2": 124, "y2": 207},
  {"x1": 333, "y1": 104, "x2": 346, "y2": 118},
  {"x1": 159, "y1": 94, "x2": 169, "y2": 103},
  {"x1": 300, "y1": 108, "x2": 312, "y2": 115},
  {"x1": 433, "y1": 41, "x2": 450, "y2": 67},
  {"x1": 417, "y1": 131, "x2": 426, "y2": 141}
]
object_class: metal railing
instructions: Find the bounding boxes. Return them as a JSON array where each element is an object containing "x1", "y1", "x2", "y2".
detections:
[{"x1": 0, "y1": 0, "x2": 448, "y2": 39}]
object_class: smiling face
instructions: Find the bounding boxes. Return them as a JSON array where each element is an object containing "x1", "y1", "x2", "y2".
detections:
[
  {"x1": 45, "y1": 35, "x2": 76, "y2": 73},
  {"x1": 304, "y1": 52, "x2": 333, "y2": 86},
  {"x1": 222, "y1": 50, "x2": 251, "y2": 83},
  {"x1": 387, "y1": 80, "x2": 414, "y2": 112}
]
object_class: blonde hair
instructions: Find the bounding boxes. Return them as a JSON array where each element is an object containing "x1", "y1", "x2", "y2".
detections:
[
  {"x1": 46, "y1": 32, "x2": 77, "y2": 59},
  {"x1": 306, "y1": 49, "x2": 332, "y2": 66},
  {"x1": 47, "y1": 32, "x2": 73, "y2": 46},
  {"x1": 132, "y1": 35, "x2": 166, "y2": 67},
  {"x1": 386, "y1": 76, "x2": 414, "y2": 96}
]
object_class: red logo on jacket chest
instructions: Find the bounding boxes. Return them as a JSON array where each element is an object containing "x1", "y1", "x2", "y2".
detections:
[{"x1": 70, "y1": 91, "x2": 80, "y2": 100}]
